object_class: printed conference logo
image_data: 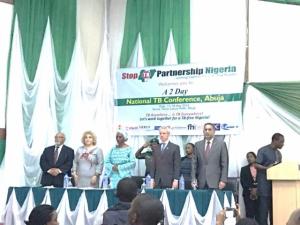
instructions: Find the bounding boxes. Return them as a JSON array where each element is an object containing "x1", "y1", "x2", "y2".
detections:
[
  {"x1": 121, "y1": 65, "x2": 236, "y2": 82},
  {"x1": 121, "y1": 69, "x2": 156, "y2": 82}
]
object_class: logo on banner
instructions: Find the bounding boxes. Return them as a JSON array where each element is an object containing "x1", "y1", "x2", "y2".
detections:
[{"x1": 138, "y1": 69, "x2": 156, "y2": 82}]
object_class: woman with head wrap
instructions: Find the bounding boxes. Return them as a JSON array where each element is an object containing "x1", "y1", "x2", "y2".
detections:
[
  {"x1": 104, "y1": 129, "x2": 136, "y2": 188},
  {"x1": 25, "y1": 204, "x2": 58, "y2": 225}
]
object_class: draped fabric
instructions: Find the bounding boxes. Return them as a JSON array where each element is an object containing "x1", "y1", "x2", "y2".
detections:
[
  {"x1": 120, "y1": 0, "x2": 190, "y2": 68},
  {"x1": 262, "y1": 0, "x2": 300, "y2": 4},
  {"x1": 3, "y1": 187, "x2": 235, "y2": 225},
  {"x1": 2, "y1": 0, "x2": 300, "y2": 222}
]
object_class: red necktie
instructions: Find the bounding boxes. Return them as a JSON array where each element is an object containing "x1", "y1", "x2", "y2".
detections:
[{"x1": 205, "y1": 141, "x2": 211, "y2": 159}]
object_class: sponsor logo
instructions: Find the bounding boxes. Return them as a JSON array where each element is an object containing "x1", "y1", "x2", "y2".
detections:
[
  {"x1": 138, "y1": 69, "x2": 156, "y2": 82},
  {"x1": 187, "y1": 124, "x2": 196, "y2": 130}
]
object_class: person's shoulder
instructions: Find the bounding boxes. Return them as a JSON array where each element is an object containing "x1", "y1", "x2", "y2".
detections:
[
  {"x1": 63, "y1": 145, "x2": 75, "y2": 152},
  {"x1": 44, "y1": 145, "x2": 54, "y2": 151}
]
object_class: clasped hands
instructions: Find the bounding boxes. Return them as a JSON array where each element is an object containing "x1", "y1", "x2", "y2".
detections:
[{"x1": 48, "y1": 168, "x2": 61, "y2": 176}]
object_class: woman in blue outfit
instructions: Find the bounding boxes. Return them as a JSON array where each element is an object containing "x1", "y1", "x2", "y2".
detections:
[{"x1": 104, "y1": 130, "x2": 136, "y2": 188}]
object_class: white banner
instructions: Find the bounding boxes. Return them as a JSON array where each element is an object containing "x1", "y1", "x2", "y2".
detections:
[{"x1": 115, "y1": 63, "x2": 244, "y2": 135}]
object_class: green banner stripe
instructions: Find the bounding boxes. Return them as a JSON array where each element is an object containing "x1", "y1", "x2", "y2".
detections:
[
  {"x1": 0, "y1": 139, "x2": 6, "y2": 165},
  {"x1": 115, "y1": 93, "x2": 242, "y2": 106}
]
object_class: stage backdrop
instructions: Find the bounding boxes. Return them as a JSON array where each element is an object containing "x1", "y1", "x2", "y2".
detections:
[{"x1": 115, "y1": 63, "x2": 244, "y2": 135}]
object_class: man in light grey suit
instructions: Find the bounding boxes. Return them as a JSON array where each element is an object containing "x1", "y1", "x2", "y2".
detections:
[
  {"x1": 150, "y1": 126, "x2": 181, "y2": 189},
  {"x1": 191, "y1": 123, "x2": 229, "y2": 189}
]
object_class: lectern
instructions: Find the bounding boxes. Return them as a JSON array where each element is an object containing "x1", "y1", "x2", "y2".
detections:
[{"x1": 267, "y1": 161, "x2": 300, "y2": 225}]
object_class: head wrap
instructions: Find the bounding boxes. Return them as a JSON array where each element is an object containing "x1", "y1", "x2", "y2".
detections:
[{"x1": 116, "y1": 129, "x2": 128, "y2": 141}]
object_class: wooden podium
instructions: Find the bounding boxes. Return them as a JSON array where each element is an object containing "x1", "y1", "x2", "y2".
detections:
[{"x1": 267, "y1": 161, "x2": 300, "y2": 225}]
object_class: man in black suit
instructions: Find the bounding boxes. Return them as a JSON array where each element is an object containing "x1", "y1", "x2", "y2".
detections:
[
  {"x1": 40, "y1": 132, "x2": 74, "y2": 187},
  {"x1": 150, "y1": 126, "x2": 181, "y2": 189}
]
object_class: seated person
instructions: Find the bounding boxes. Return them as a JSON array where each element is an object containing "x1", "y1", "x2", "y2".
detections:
[
  {"x1": 25, "y1": 204, "x2": 58, "y2": 225},
  {"x1": 180, "y1": 143, "x2": 194, "y2": 189},
  {"x1": 135, "y1": 138, "x2": 159, "y2": 176},
  {"x1": 102, "y1": 177, "x2": 138, "y2": 225},
  {"x1": 128, "y1": 193, "x2": 164, "y2": 225},
  {"x1": 287, "y1": 208, "x2": 300, "y2": 225}
]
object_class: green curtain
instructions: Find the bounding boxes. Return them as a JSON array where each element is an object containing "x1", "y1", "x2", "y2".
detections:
[
  {"x1": 120, "y1": 0, "x2": 190, "y2": 67},
  {"x1": 13, "y1": 0, "x2": 76, "y2": 81},
  {"x1": 14, "y1": 0, "x2": 48, "y2": 82},
  {"x1": 0, "y1": 139, "x2": 5, "y2": 165},
  {"x1": 262, "y1": 0, "x2": 300, "y2": 5},
  {"x1": 49, "y1": 0, "x2": 76, "y2": 79},
  {"x1": 249, "y1": 82, "x2": 300, "y2": 119}
]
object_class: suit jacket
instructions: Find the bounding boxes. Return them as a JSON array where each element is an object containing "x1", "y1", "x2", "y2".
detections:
[
  {"x1": 40, "y1": 145, "x2": 74, "y2": 187},
  {"x1": 150, "y1": 141, "x2": 181, "y2": 188},
  {"x1": 191, "y1": 137, "x2": 228, "y2": 189},
  {"x1": 240, "y1": 164, "x2": 257, "y2": 196}
]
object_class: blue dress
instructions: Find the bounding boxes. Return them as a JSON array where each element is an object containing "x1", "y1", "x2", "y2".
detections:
[{"x1": 104, "y1": 146, "x2": 136, "y2": 188}]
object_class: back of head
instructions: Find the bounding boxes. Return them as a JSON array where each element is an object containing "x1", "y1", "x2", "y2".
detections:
[
  {"x1": 25, "y1": 204, "x2": 56, "y2": 225},
  {"x1": 287, "y1": 208, "x2": 300, "y2": 225},
  {"x1": 117, "y1": 177, "x2": 138, "y2": 202},
  {"x1": 236, "y1": 218, "x2": 259, "y2": 225},
  {"x1": 130, "y1": 194, "x2": 164, "y2": 225}
]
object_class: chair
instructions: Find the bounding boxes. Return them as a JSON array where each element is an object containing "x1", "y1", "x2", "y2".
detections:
[{"x1": 223, "y1": 177, "x2": 239, "y2": 203}]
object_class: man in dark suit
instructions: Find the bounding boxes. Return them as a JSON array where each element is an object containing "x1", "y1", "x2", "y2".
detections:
[
  {"x1": 40, "y1": 132, "x2": 74, "y2": 187},
  {"x1": 191, "y1": 122, "x2": 228, "y2": 189},
  {"x1": 150, "y1": 126, "x2": 181, "y2": 189}
]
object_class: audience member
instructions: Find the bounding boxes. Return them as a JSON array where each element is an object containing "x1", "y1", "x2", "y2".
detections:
[
  {"x1": 180, "y1": 143, "x2": 194, "y2": 189},
  {"x1": 287, "y1": 208, "x2": 300, "y2": 225},
  {"x1": 191, "y1": 123, "x2": 228, "y2": 189},
  {"x1": 104, "y1": 129, "x2": 136, "y2": 188},
  {"x1": 40, "y1": 132, "x2": 74, "y2": 187},
  {"x1": 240, "y1": 151, "x2": 258, "y2": 220},
  {"x1": 255, "y1": 133, "x2": 284, "y2": 225},
  {"x1": 150, "y1": 126, "x2": 181, "y2": 189},
  {"x1": 135, "y1": 138, "x2": 159, "y2": 176},
  {"x1": 102, "y1": 177, "x2": 138, "y2": 225},
  {"x1": 72, "y1": 131, "x2": 104, "y2": 188},
  {"x1": 25, "y1": 204, "x2": 59, "y2": 225},
  {"x1": 128, "y1": 193, "x2": 164, "y2": 225}
]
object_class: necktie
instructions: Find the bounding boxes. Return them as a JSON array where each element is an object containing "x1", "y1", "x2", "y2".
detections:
[
  {"x1": 205, "y1": 141, "x2": 211, "y2": 159},
  {"x1": 161, "y1": 143, "x2": 166, "y2": 152},
  {"x1": 53, "y1": 146, "x2": 59, "y2": 164}
]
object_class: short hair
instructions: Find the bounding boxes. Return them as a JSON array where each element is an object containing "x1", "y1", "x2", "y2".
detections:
[
  {"x1": 159, "y1": 126, "x2": 170, "y2": 134},
  {"x1": 236, "y1": 218, "x2": 259, "y2": 225},
  {"x1": 116, "y1": 177, "x2": 138, "y2": 202},
  {"x1": 25, "y1": 204, "x2": 56, "y2": 225},
  {"x1": 203, "y1": 122, "x2": 215, "y2": 130},
  {"x1": 287, "y1": 208, "x2": 300, "y2": 225},
  {"x1": 186, "y1": 143, "x2": 195, "y2": 149},
  {"x1": 132, "y1": 194, "x2": 164, "y2": 225},
  {"x1": 246, "y1": 151, "x2": 257, "y2": 159},
  {"x1": 81, "y1": 130, "x2": 97, "y2": 145},
  {"x1": 272, "y1": 133, "x2": 284, "y2": 141}
]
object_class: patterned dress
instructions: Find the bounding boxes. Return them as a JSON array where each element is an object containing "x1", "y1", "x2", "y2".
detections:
[
  {"x1": 104, "y1": 146, "x2": 136, "y2": 188},
  {"x1": 73, "y1": 146, "x2": 104, "y2": 188}
]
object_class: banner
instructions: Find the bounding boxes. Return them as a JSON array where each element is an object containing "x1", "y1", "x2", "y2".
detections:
[{"x1": 115, "y1": 63, "x2": 244, "y2": 135}]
